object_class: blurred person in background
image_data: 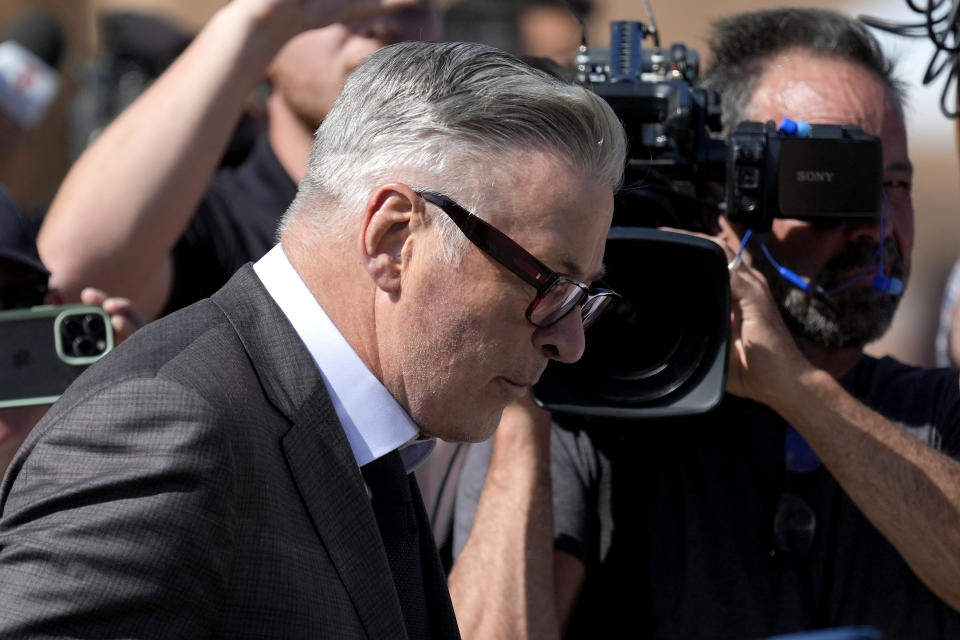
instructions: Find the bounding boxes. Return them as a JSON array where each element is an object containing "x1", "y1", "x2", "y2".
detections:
[
  {"x1": 443, "y1": 0, "x2": 590, "y2": 68},
  {"x1": 0, "y1": 10, "x2": 143, "y2": 477},
  {"x1": 37, "y1": 0, "x2": 440, "y2": 322},
  {"x1": 67, "y1": 8, "x2": 267, "y2": 169},
  {"x1": 0, "y1": 186, "x2": 141, "y2": 477}
]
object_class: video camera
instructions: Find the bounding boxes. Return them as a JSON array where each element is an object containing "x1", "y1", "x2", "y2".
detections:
[{"x1": 532, "y1": 20, "x2": 884, "y2": 418}]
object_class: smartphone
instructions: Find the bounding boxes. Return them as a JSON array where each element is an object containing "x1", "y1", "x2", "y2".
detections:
[{"x1": 0, "y1": 304, "x2": 114, "y2": 408}]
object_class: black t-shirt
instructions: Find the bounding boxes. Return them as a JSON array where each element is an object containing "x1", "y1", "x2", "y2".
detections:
[
  {"x1": 163, "y1": 134, "x2": 297, "y2": 315},
  {"x1": 453, "y1": 355, "x2": 960, "y2": 639}
]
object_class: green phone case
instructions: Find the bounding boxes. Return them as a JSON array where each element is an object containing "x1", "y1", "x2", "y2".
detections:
[{"x1": 0, "y1": 305, "x2": 114, "y2": 408}]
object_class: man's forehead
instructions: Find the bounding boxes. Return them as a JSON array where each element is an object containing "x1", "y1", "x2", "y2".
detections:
[
  {"x1": 486, "y1": 209, "x2": 608, "y2": 282},
  {"x1": 481, "y1": 171, "x2": 612, "y2": 282},
  {"x1": 747, "y1": 51, "x2": 894, "y2": 135}
]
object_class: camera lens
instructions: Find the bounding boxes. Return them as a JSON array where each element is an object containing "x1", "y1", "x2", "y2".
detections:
[
  {"x1": 534, "y1": 229, "x2": 731, "y2": 415},
  {"x1": 577, "y1": 266, "x2": 707, "y2": 403},
  {"x1": 82, "y1": 313, "x2": 106, "y2": 339},
  {"x1": 60, "y1": 312, "x2": 108, "y2": 358},
  {"x1": 71, "y1": 335, "x2": 98, "y2": 357},
  {"x1": 60, "y1": 314, "x2": 84, "y2": 340}
]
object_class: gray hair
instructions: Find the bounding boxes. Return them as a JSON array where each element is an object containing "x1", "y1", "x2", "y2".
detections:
[
  {"x1": 701, "y1": 8, "x2": 906, "y2": 136},
  {"x1": 280, "y1": 40, "x2": 626, "y2": 259}
]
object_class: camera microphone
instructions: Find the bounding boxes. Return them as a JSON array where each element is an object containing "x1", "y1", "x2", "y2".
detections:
[
  {"x1": 776, "y1": 263, "x2": 903, "y2": 296},
  {"x1": 871, "y1": 273, "x2": 904, "y2": 295},
  {"x1": 761, "y1": 243, "x2": 903, "y2": 296},
  {"x1": 0, "y1": 11, "x2": 64, "y2": 133}
]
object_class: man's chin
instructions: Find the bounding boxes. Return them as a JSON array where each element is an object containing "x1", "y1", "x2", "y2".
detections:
[
  {"x1": 418, "y1": 410, "x2": 501, "y2": 444},
  {"x1": 781, "y1": 289, "x2": 898, "y2": 349}
]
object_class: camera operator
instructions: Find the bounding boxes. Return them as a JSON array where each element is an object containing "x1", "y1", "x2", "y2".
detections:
[
  {"x1": 36, "y1": 0, "x2": 440, "y2": 322},
  {"x1": 0, "y1": 187, "x2": 142, "y2": 477},
  {"x1": 451, "y1": 8, "x2": 960, "y2": 639}
]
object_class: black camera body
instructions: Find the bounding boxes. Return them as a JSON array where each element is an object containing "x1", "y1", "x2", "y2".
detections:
[
  {"x1": 579, "y1": 21, "x2": 883, "y2": 231},
  {"x1": 727, "y1": 121, "x2": 882, "y2": 229},
  {"x1": 531, "y1": 20, "x2": 883, "y2": 418}
]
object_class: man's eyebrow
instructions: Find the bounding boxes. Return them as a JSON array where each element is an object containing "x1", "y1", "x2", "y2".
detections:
[
  {"x1": 555, "y1": 255, "x2": 605, "y2": 282},
  {"x1": 563, "y1": 258, "x2": 606, "y2": 283}
]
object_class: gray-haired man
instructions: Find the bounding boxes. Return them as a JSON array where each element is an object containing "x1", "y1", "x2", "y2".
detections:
[{"x1": 0, "y1": 40, "x2": 626, "y2": 638}]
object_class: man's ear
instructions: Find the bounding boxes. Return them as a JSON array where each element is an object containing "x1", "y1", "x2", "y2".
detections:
[{"x1": 359, "y1": 183, "x2": 424, "y2": 293}]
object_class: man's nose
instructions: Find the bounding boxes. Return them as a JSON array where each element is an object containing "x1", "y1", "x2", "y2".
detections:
[
  {"x1": 533, "y1": 309, "x2": 586, "y2": 364},
  {"x1": 843, "y1": 217, "x2": 888, "y2": 244}
]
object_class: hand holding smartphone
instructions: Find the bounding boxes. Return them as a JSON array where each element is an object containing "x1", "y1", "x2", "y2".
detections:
[{"x1": 0, "y1": 304, "x2": 114, "y2": 408}]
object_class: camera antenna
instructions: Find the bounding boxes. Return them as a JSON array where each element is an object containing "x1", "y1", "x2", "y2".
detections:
[
  {"x1": 560, "y1": 0, "x2": 594, "y2": 86},
  {"x1": 860, "y1": 0, "x2": 960, "y2": 118},
  {"x1": 557, "y1": 0, "x2": 590, "y2": 52},
  {"x1": 642, "y1": 0, "x2": 661, "y2": 49}
]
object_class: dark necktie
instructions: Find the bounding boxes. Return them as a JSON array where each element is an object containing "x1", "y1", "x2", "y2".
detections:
[{"x1": 361, "y1": 449, "x2": 432, "y2": 639}]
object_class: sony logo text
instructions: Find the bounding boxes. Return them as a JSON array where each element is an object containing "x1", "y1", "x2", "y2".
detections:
[{"x1": 796, "y1": 170, "x2": 835, "y2": 183}]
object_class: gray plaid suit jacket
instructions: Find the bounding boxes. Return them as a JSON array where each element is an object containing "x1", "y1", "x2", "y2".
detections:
[{"x1": 0, "y1": 265, "x2": 460, "y2": 639}]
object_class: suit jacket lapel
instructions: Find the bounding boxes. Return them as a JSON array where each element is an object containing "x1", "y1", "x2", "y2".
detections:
[
  {"x1": 213, "y1": 266, "x2": 407, "y2": 638},
  {"x1": 284, "y1": 392, "x2": 407, "y2": 639}
]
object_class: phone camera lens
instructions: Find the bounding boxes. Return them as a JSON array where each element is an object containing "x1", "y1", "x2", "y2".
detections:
[
  {"x1": 61, "y1": 312, "x2": 108, "y2": 358},
  {"x1": 71, "y1": 336, "x2": 98, "y2": 357},
  {"x1": 61, "y1": 315, "x2": 84, "y2": 340},
  {"x1": 82, "y1": 314, "x2": 105, "y2": 336}
]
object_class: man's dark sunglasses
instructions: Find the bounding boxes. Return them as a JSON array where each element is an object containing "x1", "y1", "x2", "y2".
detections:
[{"x1": 416, "y1": 191, "x2": 618, "y2": 329}]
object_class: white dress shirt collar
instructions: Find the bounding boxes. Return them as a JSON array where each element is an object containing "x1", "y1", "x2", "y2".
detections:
[{"x1": 253, "y1": 244, "x2": 434, "y2": 473}]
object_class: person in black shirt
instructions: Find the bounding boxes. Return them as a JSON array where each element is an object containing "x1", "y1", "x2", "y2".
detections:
[
  {"x1": 162, "y1": 133, "x2": 296, "y2": 315},
  {"x1": 451, "y1": 8, "x2": 960, "y2": 639}
]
